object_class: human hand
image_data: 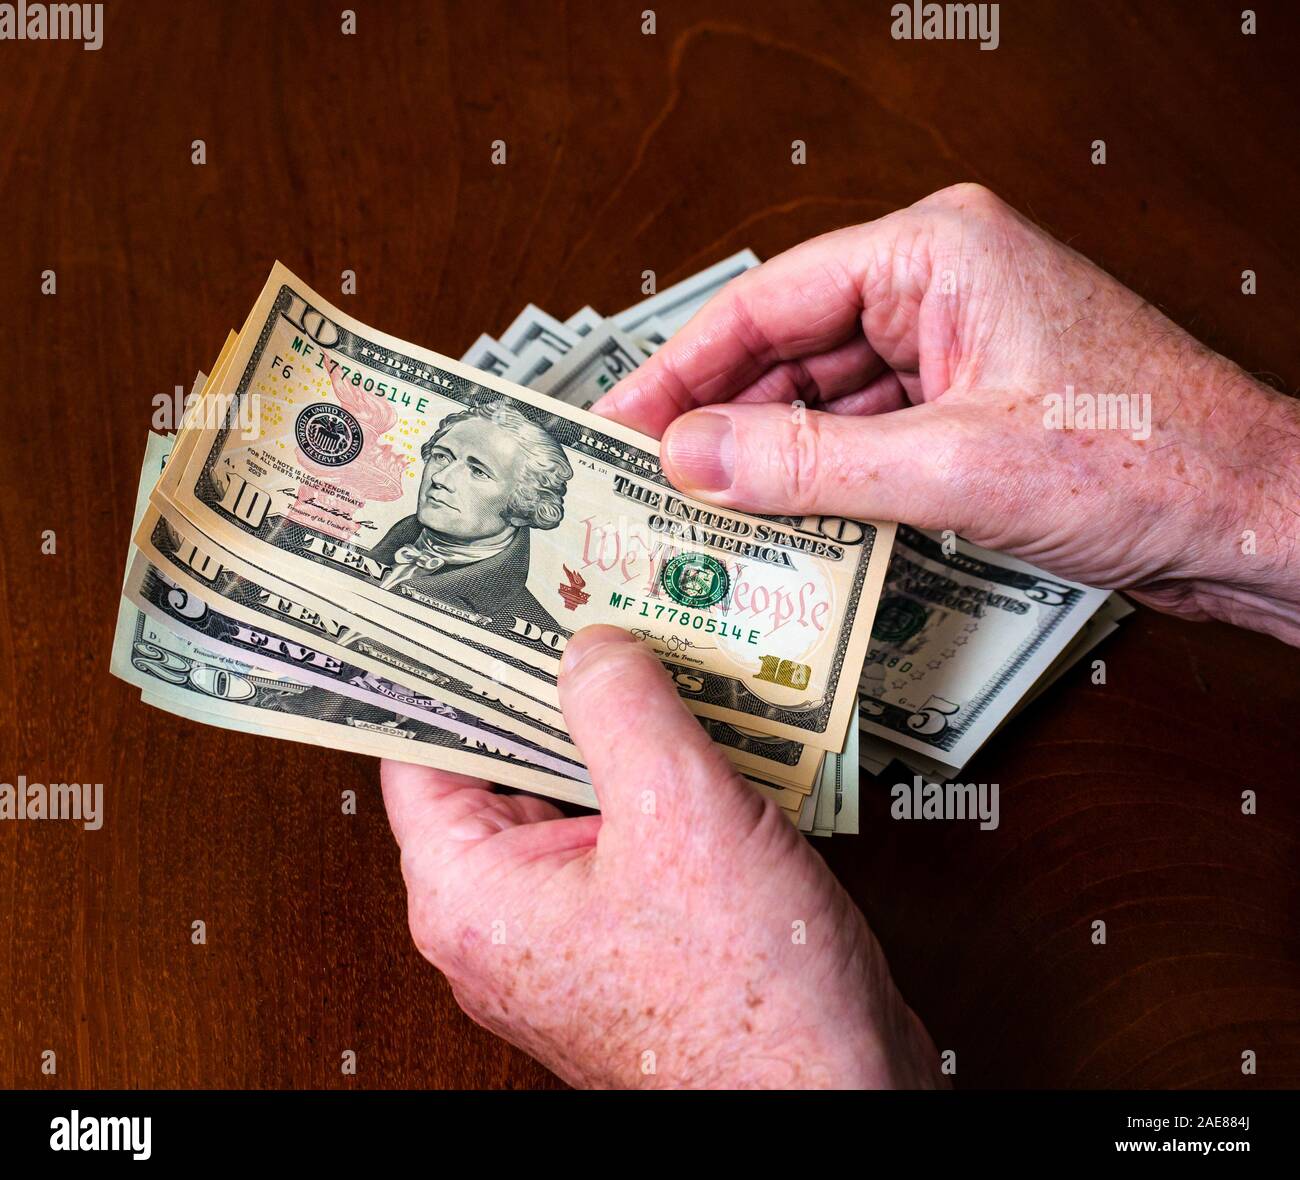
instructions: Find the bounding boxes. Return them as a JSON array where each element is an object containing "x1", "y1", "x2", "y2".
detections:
[
  {"x1": 381, "y1": 625, "x2": 941, "y2": 1089},
  {"x1": 596, "y1": 184, "x2": 1300, "y2": 646}
]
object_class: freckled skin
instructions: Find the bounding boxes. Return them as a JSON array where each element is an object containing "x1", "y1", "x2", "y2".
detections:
[
  {"x1": 610, "y1": 183, "x2": 1300, "y2": 647},
  {"x1": 383, "y1": 630, "x2": 941, "y2": 1090},
  {"x1": 382, "y1": 186, "x2": 1300, "y2": 1092}
]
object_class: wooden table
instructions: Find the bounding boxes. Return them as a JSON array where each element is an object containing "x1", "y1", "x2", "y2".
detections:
[{"x1": 1, "y1": 0, "x2": 1297, "y2": 1089}]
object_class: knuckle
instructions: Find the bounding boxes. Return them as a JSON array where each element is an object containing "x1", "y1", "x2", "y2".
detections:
[
  {"x1": 448, "y1": 981, "x2": 499, "y2": 1033},
  {"x1": 773, "y1": 412, "x2": 826, "y2": 509},
  {"x1": 402, "y1": 871, "x2": 479, "y2": 975},
  {"x1": 566, "y1": 640, "x2": 657, "y2": 703},
  {"x1": 858, "y1": 215, "x2": 936, "y2": 334},
  {"x1": 654, "y1": 348, "x2": 701, "y2": 417},
  {"x1": 725, "y1": 282, "x2": 779, "y2": 369},
  {"x1": 735, "y1": 790, "x2": 790, "y2": 851},
  {"x1": 405, "y1": 887, "x2": 448, "y2": 964},
  {"x1": 410, "y1": 899, "x2": 485, "y2": 979},
  {"x1": 930, "y1": 181, "x2": 1006, "y2": 217}
]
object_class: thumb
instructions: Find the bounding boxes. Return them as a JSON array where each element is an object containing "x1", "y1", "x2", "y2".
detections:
[
  {"x1": 558, "y1": 625, "x2": 764, "y2": 843},
  {"x1": 660, "y1": 400, "x2": 976, "y2": 530}
]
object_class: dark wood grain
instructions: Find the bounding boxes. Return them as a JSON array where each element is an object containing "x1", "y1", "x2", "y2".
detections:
[{"x1": 0, "y1": 0, "x2": 1297, "y2": 1089}]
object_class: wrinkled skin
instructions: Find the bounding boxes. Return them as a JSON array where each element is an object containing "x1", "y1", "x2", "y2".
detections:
[
  {"x1": 605, "y1": 183, "x2": 1300, "y2": 644},
  {"x1": 383, "y1": 628, "x2": 940, "y2": 1089},
  {"x1": 383, "y1": 185, "x2": 1300, "y2": 1090}
]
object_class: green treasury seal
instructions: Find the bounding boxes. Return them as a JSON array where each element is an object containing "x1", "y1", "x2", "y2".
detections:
[{"x1": 660, "y1": 552, "x2": 730, "y2": 609}]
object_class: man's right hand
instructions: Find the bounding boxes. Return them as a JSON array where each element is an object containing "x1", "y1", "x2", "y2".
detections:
[{"x1": 596, "y1": 184, "x2": 1300, "y2": 646}]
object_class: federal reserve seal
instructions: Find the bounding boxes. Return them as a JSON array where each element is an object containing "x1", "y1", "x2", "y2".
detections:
[
  {"x1": 295, "y1": 402, "x2": 363, "y2": 467},
  {"x1": 660, "y1": 552, "x2": 730, "y2": 609}
]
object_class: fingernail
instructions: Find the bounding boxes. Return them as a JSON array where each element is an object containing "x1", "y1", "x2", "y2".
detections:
[
  {"x1": 663, "y1": 411, "x2": 734, "y2": 492},
  {"x1": 560, "y1": 624, "x2": 636, "y2": 677}
]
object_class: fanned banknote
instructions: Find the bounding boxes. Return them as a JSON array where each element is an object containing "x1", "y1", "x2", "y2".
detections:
[
  {"x1": 156, "y1": 262, "x2": 893, "y2": 751},
  {"x1": 116, "y1": 249, "x2": 1129, "y2": 838},
  {"x1": 114, "y1": 433, "x2": 596, "y2": 803},
  {"x1": 131, "y1": 497, "x2": 833, "y2": 792}
]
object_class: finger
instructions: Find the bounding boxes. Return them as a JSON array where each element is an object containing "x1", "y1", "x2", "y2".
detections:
[
  {"x1": 660, "y1": 400, "x2": 976, "y2": 530},
  {"x1": 557, "y1": 626, "x2": 762, "y2": 842},
  {"x1": 380, "y1": 760, "x2": 491, "y2": 850},
  {"x1": 380, "y1": 760, "x2": 494, "y2": 864},
  {"x1": 474, "y1": 812, "x2": 604, "y2": 860},
  {"x1": 727, "y1": 336, "x2": 888, "y2": 408},
  {"x1": 379, "y1": 759, "x2": 566, "y2": 862},
  {"x1": 593, "y1": 216, "x2": 925, "y2": 436},
  {"x1": 800, "y1": 335, "x2": 890, "y2": 402},
  {"x1": 502, "y1": 792, "x2": 571, "y2": 825},
  {"x1": 380, "y1": 760, "x2": 603, "y2": 897},
  {"x1": 820, "y1": 369, "x2": 910, "y2": 416}
]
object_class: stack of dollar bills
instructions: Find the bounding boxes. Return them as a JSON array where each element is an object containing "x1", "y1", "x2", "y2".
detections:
[{"x1": 112, "y1": 252, "x2": 1129, "y2": 838}]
